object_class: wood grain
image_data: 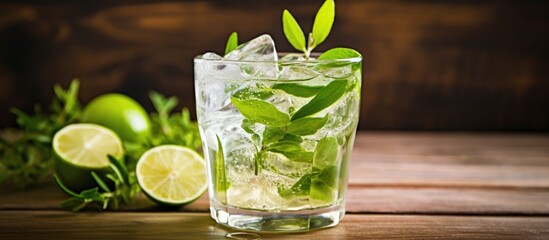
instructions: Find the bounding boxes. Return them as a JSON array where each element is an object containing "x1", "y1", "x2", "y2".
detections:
[
  {"x1": 0, "y1": 1, "x2": 548, "y2": 131},
  {"x1": 1, "y1": 133, "x2": 548, "y2": 215},
  {"x1": 0, "y1": 211, "x2": 548, "y2": 240}
]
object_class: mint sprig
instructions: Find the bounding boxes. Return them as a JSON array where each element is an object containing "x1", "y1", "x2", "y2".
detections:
[
  {"x1": 55, "y1": 155, "x2": 139, "y2": 211},
  {"x1": 282, "y1": 0, "x2": 335, "y2": 59},
  {"x1": 224, "y1": 32, "x2": 239, "y2": 56}
]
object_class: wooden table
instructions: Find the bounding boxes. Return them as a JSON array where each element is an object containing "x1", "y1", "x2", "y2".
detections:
[{"x1": 1, "y1": 133, "x2": 548, "y2": 239}]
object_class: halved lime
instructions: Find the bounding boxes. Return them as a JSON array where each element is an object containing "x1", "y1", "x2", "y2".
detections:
[
  {"x1": 53, "y1": 123, "x2": 124, "y2": 191},
  {"x1": 136, "y1": 145, "x2": 207, "y2": 207}
]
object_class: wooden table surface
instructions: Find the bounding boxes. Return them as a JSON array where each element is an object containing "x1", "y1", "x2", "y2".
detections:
[{"x1": 1, "y1": 132, "x2": 548, "y2": 239}]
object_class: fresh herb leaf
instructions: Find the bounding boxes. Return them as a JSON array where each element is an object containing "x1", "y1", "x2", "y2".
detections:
[
  {"x1": 272, "y1": 83, "x2": 323, "y2": 98},
  {"x1": 311, "y1": 0, "x2": 335, "y2": 49},
  {"x1": 233, "y1": 87, "x2": 274, "y2": 100},
  {"x1": 291, "y1": 80, "x2": 347, "y2": 121},
  {"x1": 91, "y1": 171, "x2": 110, "y2": 192},
  {"x1": 267, "y1": 141, "x2": 313, "y2": 162},
  {"x1": 262, "y1": 126, "x2": 286, "y2": 146},
  {"x1": 0, "y1": 79, "x2": 82, "y2": 189},
  {"x1": 231, "y1": 97, "x2": 290, "y2": 127},
  {"x1": 280, "y1": 134, "x2": 303, "y2": 143},
  {"x1": 310, "y1": 165, "x2": 338, "y2": 204},
  {"x1": 224, "y1": 32, "x2": 239, "y2": 56},
  {"x1": 56, "y1": 157, "x2": 139, "y2": 211},
  {"x1": 318, "y1": 47, "x2": 361, "y2": 60},
  {"x1": 278, "y1": 172, "x2": 314, "y2": 198},
  {"x1": 282, "y1": 9, "x2": 306, "y2": 52},
  {"x1": 54, "y1": 175, "x2": 81, "y2": 198},
  {"x1": 287, "y1": 116, "x2": 328, "y2": 136},
  {"x1": 108, "y1": 155, "x2": 128, "y2": 185},
  {"x1": 215, "y1": 135, "x2": 229, "y2": 197},
  {"x1": 313, "y1": 136, "x2": 339, "y2": 168}
]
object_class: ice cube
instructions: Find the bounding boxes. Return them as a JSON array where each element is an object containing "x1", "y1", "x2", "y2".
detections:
[
  {"x1": 202, "y1": 52, "x2": 223, "y2": 60},
  {"x1": 225, "y1": 34, "x2": 278, "y2": 61},
  {"x1": 225, "y1": 34, "x2": 279, "y2": 79}
]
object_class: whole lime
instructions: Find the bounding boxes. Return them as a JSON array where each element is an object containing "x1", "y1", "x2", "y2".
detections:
[{"x1": 81, "y1": 93, "x2": 151, "y2": 143}]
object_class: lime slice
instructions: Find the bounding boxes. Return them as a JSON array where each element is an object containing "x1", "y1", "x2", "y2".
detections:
[
  {"x1": 136, "y1": 145, "x2": 207, "y2": 206},
  {"x1": 53, "y1": 123, "x2": 124, "y2": 191}
]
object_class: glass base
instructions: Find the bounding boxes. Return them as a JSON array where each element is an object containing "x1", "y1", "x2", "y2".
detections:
[{"x1": 210, "y1": 201, "x2": 345, "y2": 233}]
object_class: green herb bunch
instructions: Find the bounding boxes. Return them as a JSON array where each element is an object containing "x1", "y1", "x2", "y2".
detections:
[
  {"x1": 0, "y1": 80, "x2": 81, "y2": 188},
  {"x1": 0, "y1": 80, "x2": 203, "y2": 212}
]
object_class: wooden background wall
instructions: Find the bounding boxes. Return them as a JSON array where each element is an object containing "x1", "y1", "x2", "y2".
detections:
[{"x1": 0, "y1": 0, "x2": 548, "y2": 131}]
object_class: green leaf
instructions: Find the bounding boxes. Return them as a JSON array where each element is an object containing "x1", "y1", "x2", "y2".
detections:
[
  {"x1": 59, "y1": 198, "x2": 85, "y2": 211},
  {"x1": 287, "y1": 116, "x2": 328, "y2": 136},
  {"x1": 262, "y1": 126, "x2": 286, "y2": 145},
  {"x1": 282, "y1": 9, "x2": 306, "y2": 52},
  {"x1": 267, "y1": 141, "x2": 313, "y2": 162},
  {"x1": 272, "y1": 83, "x2": 323, "y2": 98},
  {"x1": 91, "y1": 171, "x2": 110, "y2": 192},
  {"x1": 54, "y1": 175, "x2": 81, "y2": 198},
  {"x1": 291, "y1": 80, "x2": 347, "y2": 121},
  {"x1": 318, "y1": 47, "x2": 361, "y2": 60},
  {"x1": 224, "y1": 32, "x2": 238, "y2": 56},
  {"x1": 280, "y1": 134, "x2": 303, "y2": 143},
  {"x1": 108, "y1": 155, "x2": 129, "y2": 185},
  {"x1": 314, "y1": 136, "x2": 339, "y2": 168},
  {"x1": 231, "y1": 97, "x2": 290, "y2": 127},
  {"x1": 310, "y1": 165, "x2": 338, "y2": 203},
  {"x1": 80, "y1": 188, "x2": 104, "y2": 202},
  {"x1": 232, "y1": 87, "x2": 274, "y2": 100},
  {"x1": 278, "y1": 173, "x2": 313, "y2": 198},
  {"x1": 215, "y1": 135, "x2": 229, "y2": 193},
  {"x1": 312, "y1": 0, "x2": 335, "y2": 48},
  {"x1": 254, "y1": 148, "x2": 262, "y2": 176}
]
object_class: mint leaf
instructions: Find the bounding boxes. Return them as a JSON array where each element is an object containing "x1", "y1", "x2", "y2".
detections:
[
  {"x1": 312, "y1": 0, "x2": 335, "y2": 48},
  {"x1": 318, "y1": 47, "x2": 361, "y2": 60},
  {"x1": 267, "y1": 141, "x2": 313, "y2": 162},
  {"x1": 215, "y1": 135, "x2": 229, "y2": 194},
  {"x1": 280, "y1": 134, "x2": 303, "y2": 143},
  {"x1": 310, "y1": 166, "x2": 338, "y2": 204},
  {"x1": 231, "y1": 97, "x2": 290, "y2": 127},
  {"x1": 291, "y1": 80, "x2": 347, "y2": 121},
  {"x1": 287, "y1": 116, "x2": 328, "y2": 136},
  {"x1": 233, "y1": 87, "x2": 274, "y2": 100},
  {"x1": 272, "y1": 83, "x2": 323, "y2": 98},
  {"x1": 262, "y1": 126, "x2": 286, "y2": 145},
  {"x1": 278, "y1": 173, "x2": 313, "y2": 198},
  {"x1": 313, "y1": 136, "x2": 339, "y2": 168},
  {"x1": 224, "y1": 32, "x2": 238, "y2": 56},
  {"x1": 282, "y1": 9, "x2": 306, "y2": 52}
]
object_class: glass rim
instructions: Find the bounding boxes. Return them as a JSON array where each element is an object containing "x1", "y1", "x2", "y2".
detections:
[{"x1": 193, "y1": 52, "x2": 362, "y2": 64}]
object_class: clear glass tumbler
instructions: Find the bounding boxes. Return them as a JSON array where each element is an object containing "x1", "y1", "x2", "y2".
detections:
[{"x1": 194, "y1": 53, "x2": 362, "y2": 232}]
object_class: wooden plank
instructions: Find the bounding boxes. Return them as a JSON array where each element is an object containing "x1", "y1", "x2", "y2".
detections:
[
  {"x1": 349, "y1": 133, "x2": 549, "y2": 188},
  {"x1": 345, "y1": 186, "x2": 549, "y2": 215},
  {"x1": 352, "y1": 133, "x2": 549, "y2": 165},
  {"x1": 0, "y1": 211, "x2": 548, "y2": 239},
  {"x1": 0, "y1": 184, "x2": 209, "y2": 212},
  {"x1": 3, "y1": 183, "x2": 549, "y2": 215}
]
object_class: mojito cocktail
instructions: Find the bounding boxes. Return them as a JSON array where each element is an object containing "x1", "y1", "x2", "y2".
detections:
[{"x1": 195, "y1": 33, "x2": 362, "y2": 232}]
